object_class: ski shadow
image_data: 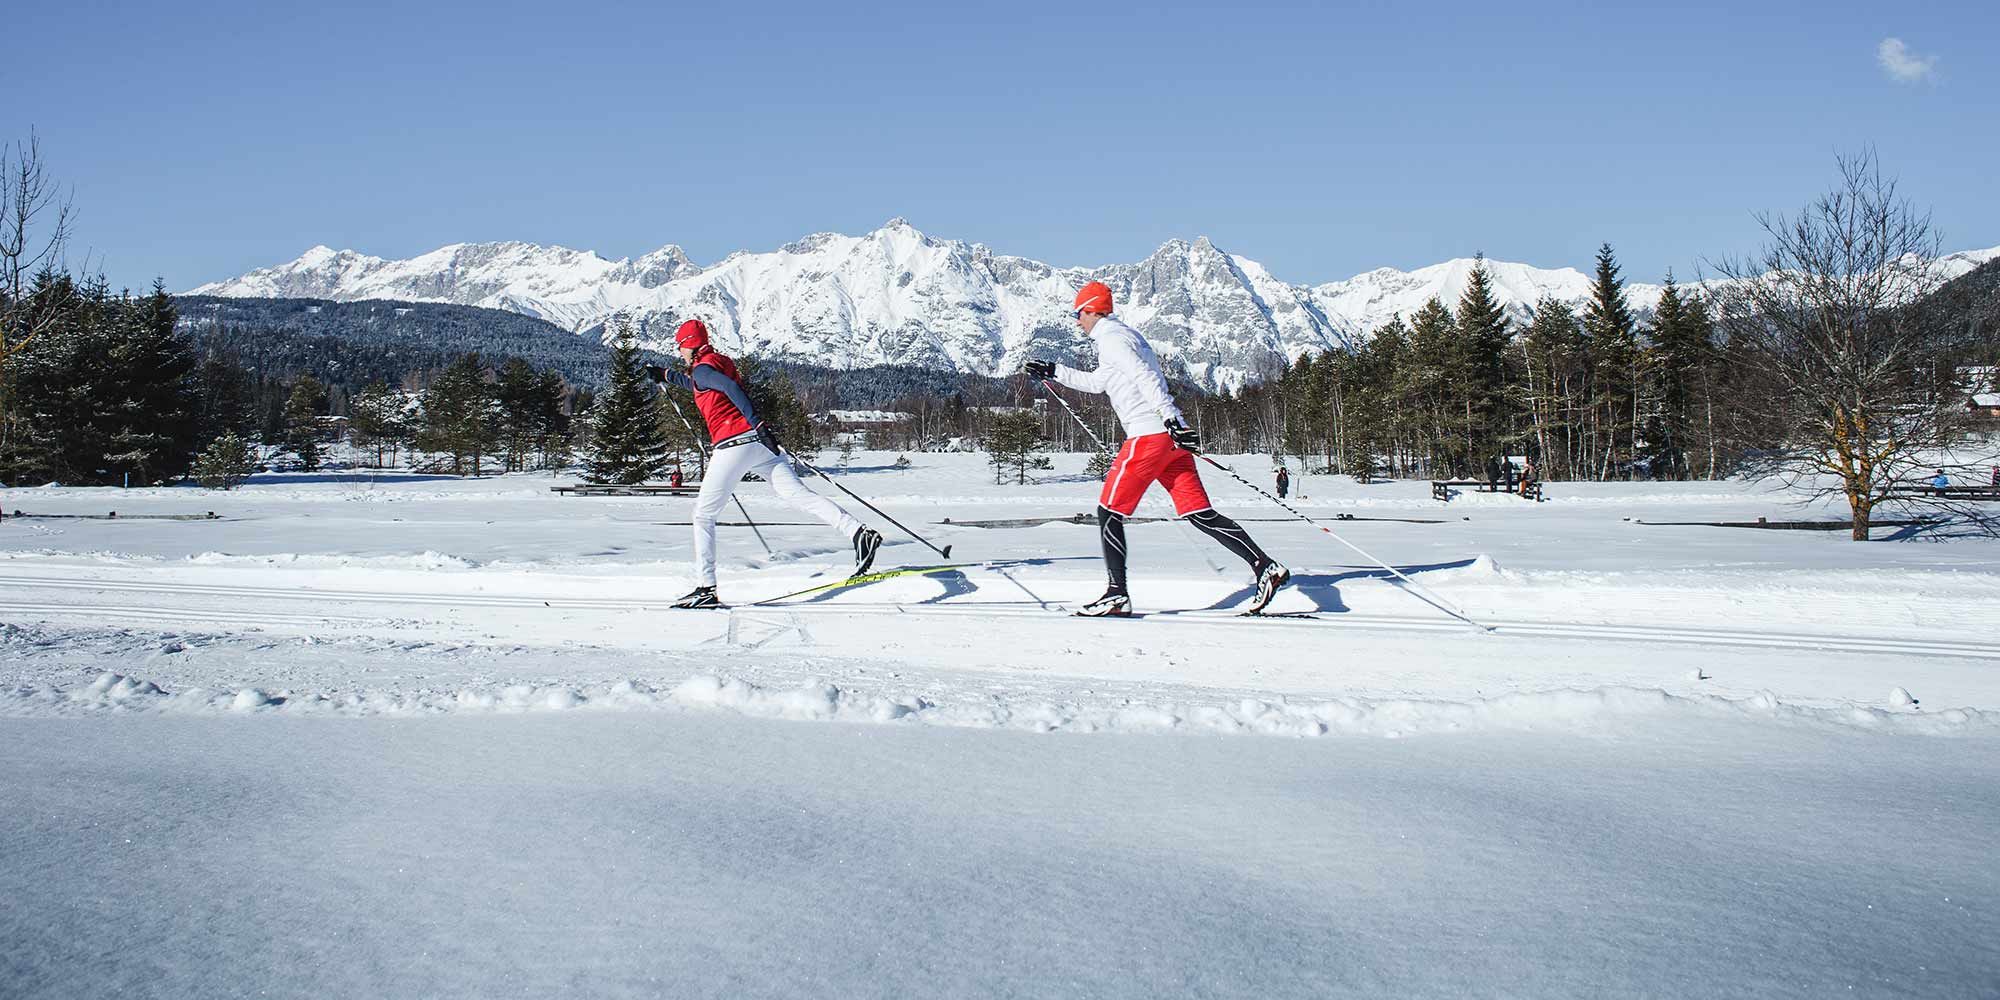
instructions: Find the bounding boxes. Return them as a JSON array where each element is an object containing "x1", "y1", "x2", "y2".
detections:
[
  {"x1": 791, "y1": 555, "x2": 1094, "y2": 606},
  {"x1": 1200, "y1": 557, "x2": 1482, "y2": 614}
]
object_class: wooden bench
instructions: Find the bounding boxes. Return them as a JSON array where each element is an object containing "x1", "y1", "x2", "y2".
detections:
[
  {"x1": 551, "y1": 484, "x2": 700, "y2": 497},
  {"x1": 1882, "y1": 485, "x2": 2000, "y2": 502},
  {"x1": 1432, "y1": 479, "x2": 1544, "y2": 502}
]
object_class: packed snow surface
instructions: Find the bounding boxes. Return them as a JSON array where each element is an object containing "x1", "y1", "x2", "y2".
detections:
[{"x1": 4, "y1": 451, "x2": 1998, "y2": 997}]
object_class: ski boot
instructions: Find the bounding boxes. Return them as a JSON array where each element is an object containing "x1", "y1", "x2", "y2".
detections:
[
  {"x1": 852, "y1": 527, "x2": 883, "y2": 578},
  {"x1": 1074, "y1": 588, "x2": 1133, "y2": 618},
  {"x1": 1245, "y1": 561, "x2": 1291, "y2": 615},
  {"x1": 672, "y1": 586, "x2": 721, "y2": 609}
]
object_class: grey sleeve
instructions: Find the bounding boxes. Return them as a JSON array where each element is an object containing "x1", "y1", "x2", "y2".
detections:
[{"x1": 692, "y1": 365, "x2": 759, "y2": 425}]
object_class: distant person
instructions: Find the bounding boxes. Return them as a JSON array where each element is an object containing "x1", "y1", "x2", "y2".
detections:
[
  {"x1": 1520, "y1": 458, "x2": 1537, "y2": 497},
  {"x1": 1485, "y1": 454, "x2": 1502, "y2": 488},
  {"x1": 1275, "y1": 466, "x2": 1290, "y2": 499},
  {"x1": 1932, "y1": 469, "x2": 1950, "y2": 490},
  {"x1": 669, "y1": 466, "x2": 684, "y2": 489},
  {"x1": 1026, "y1": 281, "x2": 1289, "y2": 617},
  {"x1": 645, "y1": 319, "x2": 882, "y2": 608}
]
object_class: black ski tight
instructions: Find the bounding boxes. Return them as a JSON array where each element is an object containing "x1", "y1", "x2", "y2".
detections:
[
  {"x1": 1185, "y1": 509, "x2": 1272, "y2": 572},
  {"x1": 1097, "y1": 505, "x2": 1129, "y2": 594},
  {"x1": 1097, "y1": 506, "x2": 1271, "y2": 595}
]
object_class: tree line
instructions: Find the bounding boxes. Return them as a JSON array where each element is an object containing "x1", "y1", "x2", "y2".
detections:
[{"x1": 1179, "y1": 245, "x2": 1730, "y2": 482}]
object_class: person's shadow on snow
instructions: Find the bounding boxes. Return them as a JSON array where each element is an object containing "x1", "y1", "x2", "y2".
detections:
[{"x1": 1199, "y1": 558, "x2": 1482, "y2": 614}]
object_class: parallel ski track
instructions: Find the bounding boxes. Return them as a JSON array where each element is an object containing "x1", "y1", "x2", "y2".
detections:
[
  {"x1": 736, "y1": 603, "x2": 2000, "y2": 661},
  {"x1": 1, "y1": 573, "x2": 1995, "y2": 661}
]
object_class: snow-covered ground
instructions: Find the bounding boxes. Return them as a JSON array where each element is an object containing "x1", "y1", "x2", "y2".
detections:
[{"x1": 3, "y1": 452, "x2": 1997, "y2": 997}]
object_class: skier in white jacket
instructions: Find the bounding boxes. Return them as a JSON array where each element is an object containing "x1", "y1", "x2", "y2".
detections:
[{"x1": 1027, "y1": 281, "x2": 1290, "y2": 616}]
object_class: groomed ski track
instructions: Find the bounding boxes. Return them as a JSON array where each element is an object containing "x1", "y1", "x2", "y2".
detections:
[{"x1": 4, "y1": 570, "x2": 1997, "y2": 662}]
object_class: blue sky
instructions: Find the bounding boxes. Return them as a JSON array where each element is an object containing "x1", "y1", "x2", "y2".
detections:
[{"x1": 9, "y1": 0, "x2": 1995, "y2": 292}]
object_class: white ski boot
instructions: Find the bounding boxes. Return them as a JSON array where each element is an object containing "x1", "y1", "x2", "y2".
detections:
[
  {"x1": 1245, "y1": 562, "x2": 1291, "y2": 615},
  {"x1": 672, "y1": 586, "x2": 721, "y2": 609},
  {"x1": 1074, "y1": 589, "x2": 1133, "y2": 618}
]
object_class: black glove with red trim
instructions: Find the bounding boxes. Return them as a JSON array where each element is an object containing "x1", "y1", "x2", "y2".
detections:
[{"x1": 1166, "y1": 418, "x2": 1201, "y2": 453}]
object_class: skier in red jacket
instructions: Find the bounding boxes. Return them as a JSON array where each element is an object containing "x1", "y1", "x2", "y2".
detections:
[{"x1": 646, "y1": 319, "x2": 881, "y2": 608}]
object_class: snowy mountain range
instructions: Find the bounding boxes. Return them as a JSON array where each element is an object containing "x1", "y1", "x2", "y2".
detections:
[{"x1": 190, "y1": 222, "x2": 2000, "y2": 392}]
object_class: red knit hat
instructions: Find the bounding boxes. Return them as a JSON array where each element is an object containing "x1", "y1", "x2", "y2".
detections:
[
  {"x1": 1073, "y1": 281, "x2": 1114, "y2": 315},
  {"x1": 674, "y1": 319, "x2": 710, "y2": 350}
]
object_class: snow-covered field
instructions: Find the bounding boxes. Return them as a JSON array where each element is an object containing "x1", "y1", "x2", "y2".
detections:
[{"x1": 4, "y1": 452, "x2": 1997, "y2": 997}]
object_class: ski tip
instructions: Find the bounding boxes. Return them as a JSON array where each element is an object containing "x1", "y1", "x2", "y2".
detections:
[{"x1": 941, "y1": 544, "x2": 953, "y2": 559}]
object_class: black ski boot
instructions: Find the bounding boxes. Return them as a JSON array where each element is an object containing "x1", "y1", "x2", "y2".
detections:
[
  {"x1": 672, "y1": 586, "x2": 721, "y2": 609},
  {"x1": 852, "y1": 527, "x2": 883, "y2": 578},
  {"x1": 1245, "y1": 561, "x2": 1291, "y2": 615},
  {"x1": 1075, "y1": 588, "x2": 1133, "y2": 618}
]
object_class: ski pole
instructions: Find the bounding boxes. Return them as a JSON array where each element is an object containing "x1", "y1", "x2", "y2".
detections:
[
  {"x1": 781, "y1": 448, "x2": 953, "y2": 560},
  {"x1": 660, "y1": 385, "x2": 772, "y2": 556},
  {"x1": 1036, "y1": 377, "x2": 1112, "y2": 454},
  {"x1": 1187, "y1": 450, "x2": 1486, "y2": 628}
]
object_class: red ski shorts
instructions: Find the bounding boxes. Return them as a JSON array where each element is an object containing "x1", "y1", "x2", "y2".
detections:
[{"x1": 1099, "y1": 432, "x2": 1212, "y2": 518}]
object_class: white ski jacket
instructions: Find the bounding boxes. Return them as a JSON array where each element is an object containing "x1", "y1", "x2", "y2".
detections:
[{"x1": 1053, "y1": 315, "x2": 1185, "y2": 438}]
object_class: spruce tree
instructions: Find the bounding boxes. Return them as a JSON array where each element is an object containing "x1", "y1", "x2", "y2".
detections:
[
  {"x1": 282, "y1": 376, "x2": 327, "y2": 471},
  {"x1": 982, "y1": 410, "x2": 1043, "y2": 485},
  {"x1": 583, "y1": 326, "x2": 670, "y2": 485},
  {"x1": 348, "y1": 381, "x2": 409, "y2": 467},
  {"x1": 1455, "y1": 256, "x2": 1513, "y2": 467},
  {"x1": 102, "y1": 281, "x2": 200, "y2": 485},
  {"x1": 1405, "y1": 299, "x2": 1459, "y2": 475},
  {"x1": 195, "y1": 352, "x2": 257, "y2": 446},
  {"x1": 494, "y1": 357, "x2": 540, "y2": 472},
  {"x1": 530, "y1": 369, "x2": 571, "y2": 471},
  {"x1": 1582, "y1": 243, "x2": 1638, "y2": 479},
  {"x1": 1521, "y1": 297, "x2": 1587, "y2": 480},
  {"x1": 1646, "y1": 274, "x2": 1714, "y2": 480},
  {"x1": 416, "y1": 354, "x2": 497, "y2": 476},
  {"x1": 192, "y1": 432, "x2": 255, "y2": 490}
]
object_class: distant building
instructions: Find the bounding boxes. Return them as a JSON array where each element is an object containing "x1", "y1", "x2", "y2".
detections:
[
  {"x1": 1962, "y1": 367, "x2": 1999, "y2": 417},
  {"x1": 817, "y1": 410, "x2": 914, "y2": 427}
]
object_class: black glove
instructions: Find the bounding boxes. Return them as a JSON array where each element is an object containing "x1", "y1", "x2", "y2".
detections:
[
  {"x1": 642, "y1": 364, "x2": 669, "y2": 384},
  {"x1": 1025, "y1": 359, "x2": 1056, "y2": 380},
  {"x1": 755, "y1": 422, "x2": 781, "y2": 453},
  {"x1": 1166, "y1": 418, "x2": 1201, "y2": 453}
]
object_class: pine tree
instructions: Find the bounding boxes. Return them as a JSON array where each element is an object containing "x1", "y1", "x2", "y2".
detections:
[
  {"x1": 494, "y1": 357, "x2": 540, "y2": 472},
  {"x1": 195, "y1": 352, "x2": 256, "y2": 447},
  {"x1": 192, "y1": 432, "x2": 255, "y2": 489},
  {"x1": 1646, "y1": 274, "x2": 1715, "y2": 480},
  {"x1": 1582, "y1": 243, "x2": 1638, "y2": 479},
  {"x1": 1405, "y1": 299, "x2": 1459, "y2": 475},
  {"x1": 1455, "y1": 256, "x2": 1513, "y2": 467},
  {"x1": 982, "y1": 410, "x2": 1044, "y2": 485},
  {"x1": 531, "y1": 369, "x2": 571, "y2": 471},
  {"x1": 416, "y1": 354, "x2": 497, "y2": 476},
  {"x1": 348, "y1": 381, "x2": 409, "y2": 468},
  {"x1": 282, "y1": 376, "x2": 327, "y2": 471},
  {"x1": 583, "y1": 325, "x2": 670, "y2": 485},
  {"x1": 101, "y1": 281, "x2": 200, "y2": 485},
  {"x1": 1520, "y1": 297, "x2": 1587, "y2": 480}
]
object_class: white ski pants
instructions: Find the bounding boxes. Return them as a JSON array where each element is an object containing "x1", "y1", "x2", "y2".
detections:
[{"x1": 693, "y1": 442, "x2": 862, "y2": 587}]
